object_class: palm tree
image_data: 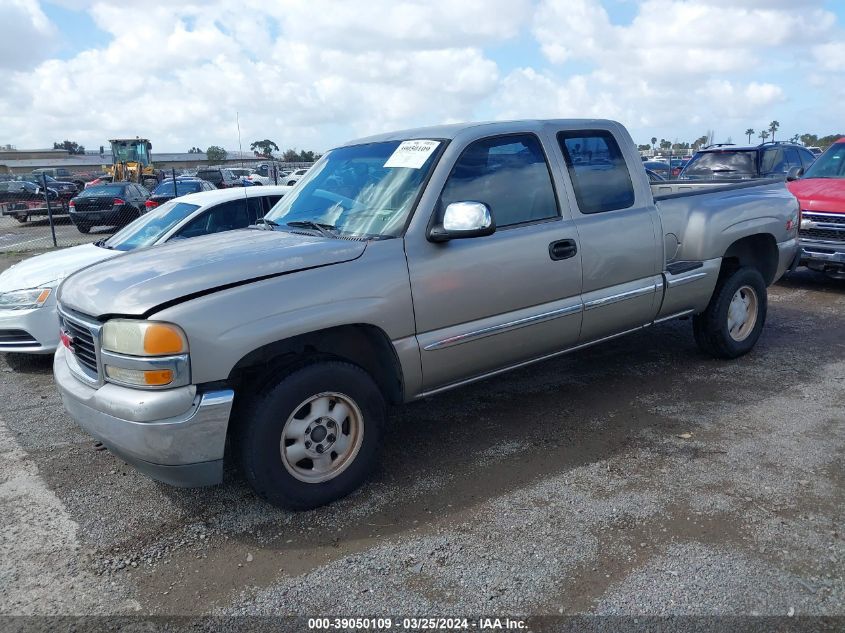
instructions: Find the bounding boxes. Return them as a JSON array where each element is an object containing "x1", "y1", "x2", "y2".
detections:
[
  {"x1": 651, "y1": 137, "x2": 657, "y2": 152},
  {"x1": 759, "y1": 130, "x2": 770, "y2": 142},
  {"x1": 768, "y1": 120, "x2": 779, "y2": 142},
  {"x1": 745, "y1": 128, "x2": 754, "y2": 144}
]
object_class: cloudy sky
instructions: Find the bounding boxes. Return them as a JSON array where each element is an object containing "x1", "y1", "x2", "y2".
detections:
[{"x1": 1, "y1": 0, "x2": 844, "y2": 153}]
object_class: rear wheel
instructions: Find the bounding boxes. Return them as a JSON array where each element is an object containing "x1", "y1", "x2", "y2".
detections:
[
  {"x1": 236, "y1": 361, "x2": 385, "y2": 510},
  {"x1": 14, "y1": 215, "x2": 28, "y2": 223},
  {"x1": 693, "y1": 266, "x2": 767, "y2": 359},
  {"x1": 75, "y1": 223, "x2": 91, "y2": 234}
]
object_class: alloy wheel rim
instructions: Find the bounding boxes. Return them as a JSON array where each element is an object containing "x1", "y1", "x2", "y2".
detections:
[{"x1": 279, "y1": 391, "x2": 363, "y2": 483}]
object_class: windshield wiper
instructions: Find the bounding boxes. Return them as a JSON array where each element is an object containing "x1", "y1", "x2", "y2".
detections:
[
  {"x1": 253, "y1": 218, "x2": 280, "y2": 230},
  {"x1": 93, "y1": 239, "x2": 113, "y2": 250},
  {"x1": 285, "y1": 220, "x2": 338, "y2": 239}
]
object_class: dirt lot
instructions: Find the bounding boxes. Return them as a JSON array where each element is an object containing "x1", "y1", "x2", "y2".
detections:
[
  {"x1": 0, "y1": 263, "x2": 842, "y2": 625},
  {"x1": 0, "y1": 214, "x2": 109, "y2": 253}
]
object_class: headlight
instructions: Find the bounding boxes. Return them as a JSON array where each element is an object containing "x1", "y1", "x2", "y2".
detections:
[
  {"x1": 0, "y1": 286, "x2": 53, "y2": 310},
  {"x1": 102, "y1": 319, "x2": 188, "y2": 356},
  {"x1": 99, "y1": 319, "x2": 190, "y2": 389}
]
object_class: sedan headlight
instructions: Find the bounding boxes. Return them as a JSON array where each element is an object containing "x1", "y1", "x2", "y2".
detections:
[
  {"x1": 100, "y1": 319, "x2": 189, "y2": 389},
  {"x1": 0, "y1": 286, "x2": 53, "y2": 310}
]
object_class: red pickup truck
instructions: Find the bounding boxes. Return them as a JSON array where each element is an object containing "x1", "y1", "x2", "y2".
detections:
[{"x1": 788, "y1": 137, "x2": 845, "y2": 279}]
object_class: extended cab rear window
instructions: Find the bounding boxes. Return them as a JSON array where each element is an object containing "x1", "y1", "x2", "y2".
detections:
[
  {"x1": 683, "y1": 151, "x2": 756, "y2": 177},
  {"x1": 557, "y1": 130, "x2": 635, "y2": 214}
]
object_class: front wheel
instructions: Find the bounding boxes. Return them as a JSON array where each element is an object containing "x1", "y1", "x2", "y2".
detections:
[
  {"x1": 693, "y1": 266, "x2": 767, "y2": 359},
  {"x1": 236, "y1": 361, "x2": 385, "y2": 510}
]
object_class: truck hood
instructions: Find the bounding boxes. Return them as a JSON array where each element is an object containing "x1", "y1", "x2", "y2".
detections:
[
  {"x1": 57, "y1": 229, "x2": 367, "y2": 318},
  {"x1": 0, "y1": 243, "x2": 116, "y2": 293},
  {"x1": 787, "y1": 178, "x2": 845, "y2": 214}
]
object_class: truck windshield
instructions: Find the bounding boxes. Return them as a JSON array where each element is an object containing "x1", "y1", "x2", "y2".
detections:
[
  {"x1": 102, "y1": 201, "x2": 200, "y2": 251},
  {"x1": 682, "y1": 151, "x2": 757, "y2": 178},
  {"x1": 264, "y1": 140, "x2": 442, "y2": 238},
  {"x1": 802, "y1": 143, "x2": 845, "y2": 179}
]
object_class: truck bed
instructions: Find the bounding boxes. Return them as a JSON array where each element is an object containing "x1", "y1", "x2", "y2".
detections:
[{"x1": 651, "y1": 178, "x2": 781, "y2": 200}]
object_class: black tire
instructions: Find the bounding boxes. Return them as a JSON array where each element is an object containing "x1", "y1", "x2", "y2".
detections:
[
  {"x1": 693, "y1": 266, "x2": 767, "y2": 359},
  {"x1": 14, "y1": 215, "x2": 28, "y2": 223},
  {"x1": 237, "y1": 361, "x2": 385, "y2": 510},
  {"x1": 76, "y1": 223, "x2": 91, "y2": 234}
]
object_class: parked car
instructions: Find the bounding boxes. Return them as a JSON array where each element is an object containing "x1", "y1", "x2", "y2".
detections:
[
  {"x1": 146, "y1": 178, "x2": 216, "y2": 209},
  {"x1": 0, "y1": 181, "x2": 65, "y2": 223},
  {"x1": 53, "y1": 119, "x2": 799, "y2": 509},
  {"x1": 68, "y1": 182, "x2": 150, "y2": 233},
  {"x1": 0, "y1": 186, "x2": 291, "y2": 355},
  {"x1": 285, "y1": 168, "x2": 309, "y2": 186},
  {"x1": 807, "y1": 146, "x2": 823, "y2": 157},
  {"x1": 0, "y1": 180, "x2": 58, "y2": 201},
  {"x1": 32, "y1": 167, "x2": 74, "y2": 182},
  {"x1": 21, "y1": 174, "x2": 78, "y2": 198},
  {"x1": 669, "y1": 158, "x2": 689, "y2": 177},
  {"x1": 787, "y1": 137, "x2": 845, "y2": 278},
  {"x1": 680, "y1": 142, "x2": 817, "y2": 180},
  {"x1": 84, "y1": 174, "x2": 113, "y2": 189},
  {"x1": 645, "y1": 168, "x2": 665, "y2": 182},
  {"x1": 643, "y1": 160, "x2": 670, "y2": 178},
  {"x1": 196, "y1": 168, "x2": 240, "y2": 189}
]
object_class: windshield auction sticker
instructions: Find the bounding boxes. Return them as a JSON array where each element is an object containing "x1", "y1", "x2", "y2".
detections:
[{"x1": 384, "y1": 140, "x2": 440, "y2": 169}]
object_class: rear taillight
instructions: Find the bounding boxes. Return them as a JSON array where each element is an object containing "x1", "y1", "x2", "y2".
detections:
[
  {"x1": 145, "y1": 200, "x2": 159, "y2": 209},
  {"x1": 672, "y1": 168, "x2": 681, "y2": 177},
  {"x1": 68, "y1": 199, "x2": 75, "y2": 208},
  {"x1": 113, "y1": 198, "x2": 125, "y2": 205}
]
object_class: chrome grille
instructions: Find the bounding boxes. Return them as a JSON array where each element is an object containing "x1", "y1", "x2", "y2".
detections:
[
  {"x1": 59, "y1": 310, "x2": 101, "y2": 382},
  {"x1": 800, "y1": 212, "x2": 845, "y2": 244}
]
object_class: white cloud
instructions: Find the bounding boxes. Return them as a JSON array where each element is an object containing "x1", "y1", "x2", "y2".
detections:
[
  {"x1": 519, "y1": 0, "x2": 840, "y2": 141},
  {"x1": 0, "y1": 0, "x2": 56, "y2": 70},
  {"x1": 0, "y1": 0, "x2": 842, "y2": 151}
]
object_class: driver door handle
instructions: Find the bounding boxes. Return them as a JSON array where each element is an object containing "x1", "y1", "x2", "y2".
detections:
[{"x1": 549, "y1": 239, "x2": 578, "y2": 261}]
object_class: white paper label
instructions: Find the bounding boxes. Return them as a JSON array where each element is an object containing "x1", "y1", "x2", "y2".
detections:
[{"x1": 383, "y1": 140, "x2": 440, "y2": 169}]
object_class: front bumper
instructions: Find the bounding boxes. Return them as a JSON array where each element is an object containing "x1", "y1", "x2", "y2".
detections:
[
  {"x1": 800, "y1": 238, "x2": 845, "y2": 274},
  {"x1": 0, "y1": 302, "x2": 60, "y2": 354},
  {"x1": 54, "y1": 346, "x2": 234, "y2": 487}
]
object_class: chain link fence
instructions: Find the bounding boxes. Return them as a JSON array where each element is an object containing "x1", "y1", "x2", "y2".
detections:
[{"x1": 0, "y1": 161, "x2": 314, "y2": 254}]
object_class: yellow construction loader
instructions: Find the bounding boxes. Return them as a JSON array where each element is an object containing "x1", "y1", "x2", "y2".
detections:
[{"x1": 106, "y1": 138, "x2": 159, "y2": 188}]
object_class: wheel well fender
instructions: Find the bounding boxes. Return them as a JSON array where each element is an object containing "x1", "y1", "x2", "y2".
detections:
[
  {"x1": 227, "y1": 324, "x2": 404, "y2": 406},
  {"x1": 720, "y1": 234, "x2": 779, "y2": 285}
]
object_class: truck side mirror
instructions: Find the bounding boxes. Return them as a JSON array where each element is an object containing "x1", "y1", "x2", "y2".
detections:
[
  {"x1": 428, "y1": 201, "x2": 495, "y2": 243},
  {"x1": 786, "y1": 166, "x2": 804, "y2": 181}
]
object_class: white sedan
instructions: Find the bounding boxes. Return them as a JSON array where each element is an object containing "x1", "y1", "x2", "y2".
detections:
[
  {"x1": 285, "y1": 168, "x2": 310, "y2": 186},
  {"x1": 0, "y1": 185, "x2": 290, "y2": 355}
]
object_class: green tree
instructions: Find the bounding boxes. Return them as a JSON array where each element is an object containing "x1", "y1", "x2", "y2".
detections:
[
  {"x1": 53, "y1": 140, "x2": 85, "y2": 155},
  {"x1": 282, "y1": 148, "x2": 300, "y2": 162},
  {"x1": 188, "y1": 146, "x2": 203, "y2": 153},
  {"x1": 650, "y1": 137, "x2": 657, "y2": 151},
  {"x1": 299, "y1": 150, "x2": 316, "y2": 162},
  {"x1": 800, "y1": 133, "x2": 819, "y2": 147},
  {"x1": 768, "y1": 120, "x2": 779, "y2": 142},
  {"x1": 206, "y1": 145, "x2": 227, "y2": 162},
  {"x1": 250, "y1": 139, "x2": 280, "y2": 157},
  {"x1": 745, "y1": 128, "x2": 754, "y2": 144},
  {"x1": 759, "y1": 130, "x2": 770, "y2": 142},
  {"x1": 818, "y1": 133, "x2": 845, "y2": 149}
]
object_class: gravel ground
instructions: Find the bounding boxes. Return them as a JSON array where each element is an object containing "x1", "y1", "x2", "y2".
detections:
[{"x1": 0, "y1": 259, "x2": 842, "y2": 625}]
